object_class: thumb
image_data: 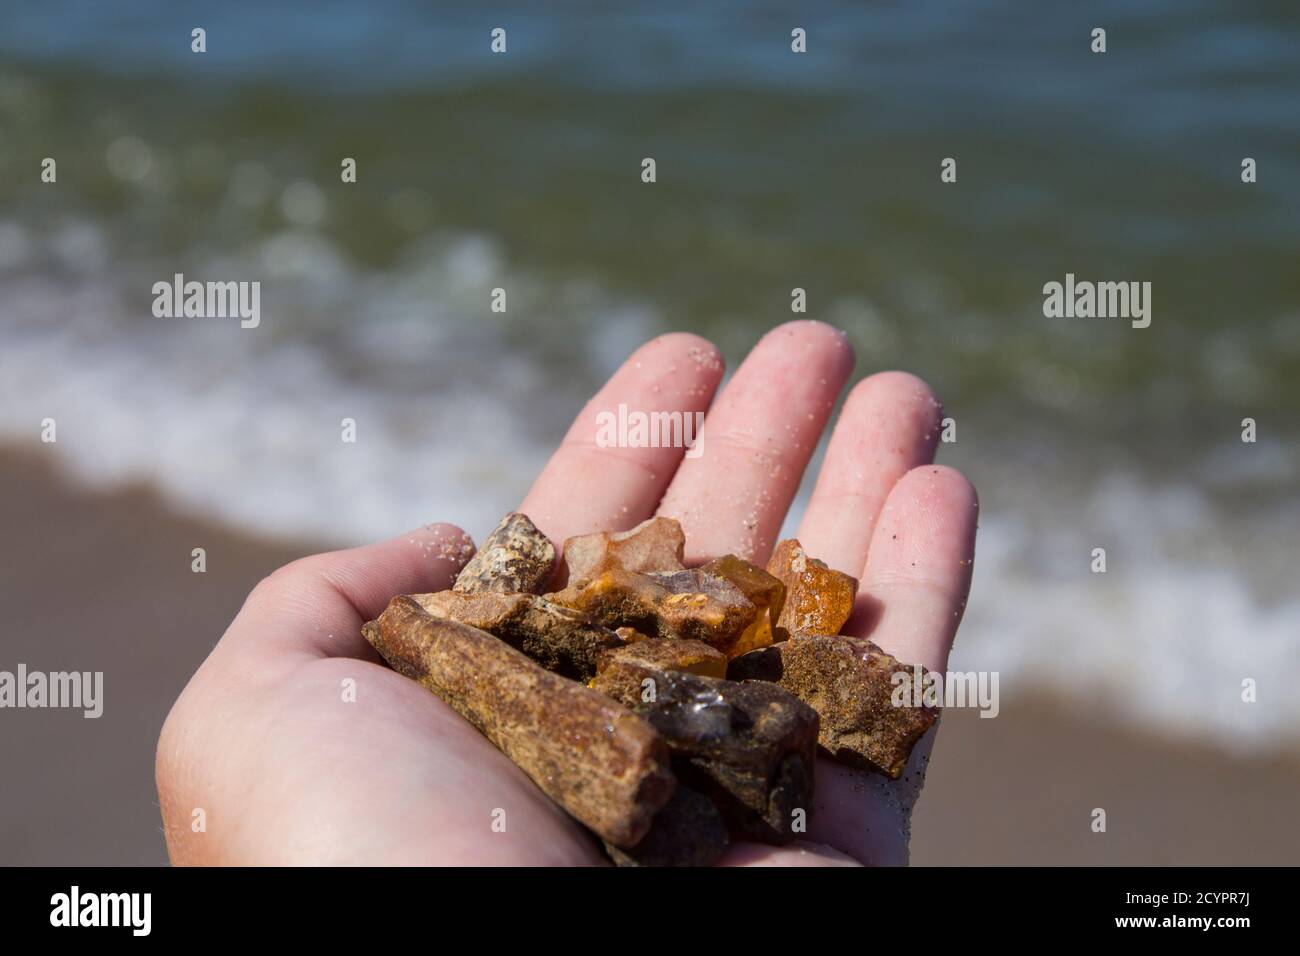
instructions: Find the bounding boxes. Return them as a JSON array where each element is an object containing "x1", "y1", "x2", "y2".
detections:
[{"x1": 226, "y1": 522, "x2": 474, "y2": 663}]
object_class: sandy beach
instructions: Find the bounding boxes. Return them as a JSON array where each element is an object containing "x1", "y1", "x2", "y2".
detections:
[{"x1": 3, "y1": 447, "x2": 1296, "y2": 866}]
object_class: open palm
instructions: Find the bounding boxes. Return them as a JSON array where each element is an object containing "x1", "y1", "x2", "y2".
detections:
[{"x1": 157, "y1": 321, "x2": 978, "y2": 866}]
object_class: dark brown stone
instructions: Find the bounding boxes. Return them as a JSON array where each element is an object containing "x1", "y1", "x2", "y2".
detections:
[
  {"x1": 597, "y1": 669, "x2": 818, "y2": 845},
  {"x1": 604, "y1": 785, "x2": 729, "y2": 867},
  {"x1": 728, "y1": 634, "x2": 938, "y2": 779}
]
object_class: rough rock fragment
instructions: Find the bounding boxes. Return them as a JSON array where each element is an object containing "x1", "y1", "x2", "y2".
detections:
[
  {"x1": 766, "y1": 538, "x2": 857, "y2": 636},
  {"x1": 728, "y1": 633, "x2": 937, "y2": 779},
  {"x1": 454, "y1": 512, "x2": 555, "y2": 595},
  {"x1": 547, "y1": 568, "x2": 758, "y2": 655},
  {"x1": 699, "y1": 555, "x2": 786, "y2": 657},
  {"x1": 363, "y1": 596, "x2": 675, "y2": 847},
  {"x1": 561, "y1": 516, "x2": 686, "y2": 587},
  {"x1": 412, "y1": 590, "x2": 619, "y2": 681},
  {"x1": 604, "y1": 785, "x2": 729, "y2": 867},
  {"x1": 589, "y1": 638, "x2": 728, "y2": 703},
  {"x1": 597, "y1": 670, "x2": 818, "y2": 845}
]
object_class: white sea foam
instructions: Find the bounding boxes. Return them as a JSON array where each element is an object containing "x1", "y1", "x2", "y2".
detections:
[
  {"x1": 0, "y1": 223, "x2": 574, "y2": 544},
  {"x1": 956, "y1": 512, "x2": 1300, "y2": 758}
]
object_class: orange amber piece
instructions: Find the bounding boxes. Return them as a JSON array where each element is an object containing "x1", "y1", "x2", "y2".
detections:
[
  {"x1": 766, "y1": 539, "x2": 857, "y2": 636},
  {"x1": 699, "y1": 555, "x2": 786, "y2": 657},
  {"x1": 547, "y1": 567, "x2": 758, "y2": 655},
  {"x1": 561, "y1": 516, "x2": 685, "y2": 587}
]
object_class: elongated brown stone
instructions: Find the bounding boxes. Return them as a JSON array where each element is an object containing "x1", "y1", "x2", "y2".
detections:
[
  {"x1": 728, "y1": 634, "x2": 937, "y2": 779},
  {"x1": 547, "y1": 567, "x2": 758, "y2": 656},
  {"x1": 363, "y1": 596, "x2": 675, "y2": 847},
  {"x1": 561, "y1": 516, "x2": 686, "y2": 587},
  {"x1": 454, "y1": 512, "x2": 555, "y2": 594},
  {"x1": 604, "y1": 785, "x2": 729, "y2": 867},
  {"x1": 766, "y1": 538, "x2": 857, "y2": 636},
  {"x1": 590, "y1": 638, "x2": 728, "y2": 704},
  {"x1": 412, "y1": 590, "x2": 619, "y2": 681},
  {"x1": 596, "y1": 669, "x2": 818, "y2": 845}
]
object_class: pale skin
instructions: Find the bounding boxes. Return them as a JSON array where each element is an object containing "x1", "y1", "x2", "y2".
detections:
[{"x1": 157, "y1": 321, "x2": 978, "y2": 866}]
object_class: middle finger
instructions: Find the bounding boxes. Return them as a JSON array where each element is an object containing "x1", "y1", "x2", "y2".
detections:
[{"x1": 657, "y1": 320, "x2": 854, "y2": 564}]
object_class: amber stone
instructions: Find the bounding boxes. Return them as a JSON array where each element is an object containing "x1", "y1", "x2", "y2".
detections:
[
  {"x1": 546, "y1": 567, "x2": 758, "y2": 656},
  {"x1": 766, "y1": 538, "x2": 857, "y2": 636},
  {"x1": 699, "y1": 555, "x2": 785, "y2": 657},
  {"x1": 561, "y1": 516, "x2": 685, "y2": 587},
  {"x1": 728, "y1": 633, "x2": 937, "y2": 779}
]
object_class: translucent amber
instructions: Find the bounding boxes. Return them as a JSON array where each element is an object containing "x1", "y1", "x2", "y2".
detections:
[
  {"x1": 561, "y1": 516, "x2": 685, "y2": 586},
  {"x1": 766, "y1": 539, "x2": 857, "y2": 636},
  {"x1": 699, "y1": 555, "x2": 785, "y2": 657}
]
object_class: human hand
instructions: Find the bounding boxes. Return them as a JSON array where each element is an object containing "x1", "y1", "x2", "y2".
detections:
[{"x1": 156, "y1": 321, "x2": 977, "y2": 865}]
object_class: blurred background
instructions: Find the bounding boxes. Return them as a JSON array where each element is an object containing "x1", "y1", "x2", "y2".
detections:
[{"x1": 1, "y1": 0, "x2": 1297, "y2": 864}]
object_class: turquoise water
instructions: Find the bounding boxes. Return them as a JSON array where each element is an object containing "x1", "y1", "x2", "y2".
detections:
[{"x1": 1, "y1": 2, "x2": 1297, "y2": 749}]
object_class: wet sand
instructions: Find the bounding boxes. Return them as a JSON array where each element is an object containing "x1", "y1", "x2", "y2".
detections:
[{"x1": 2, "y1": 449, "x2": 1297, "y2": 865}]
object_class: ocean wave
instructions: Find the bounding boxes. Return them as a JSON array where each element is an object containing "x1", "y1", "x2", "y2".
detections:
[
  {"x1": 0, "y1": 221, "x2": 614, "y2": 543},
  {"x1": 957, "y1": 511, "x2": 1300, "y2": 758}
]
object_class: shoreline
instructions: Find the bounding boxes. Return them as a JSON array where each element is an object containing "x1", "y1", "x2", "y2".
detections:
[{"x1": 3, "y1": 446, "x2": 1298, "y2": 865}]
